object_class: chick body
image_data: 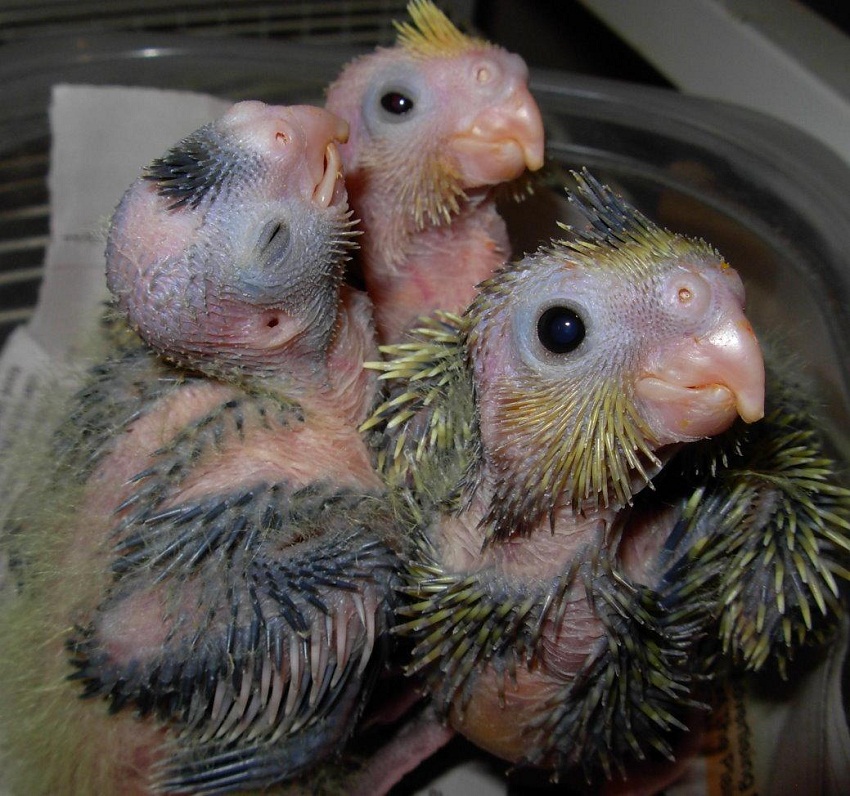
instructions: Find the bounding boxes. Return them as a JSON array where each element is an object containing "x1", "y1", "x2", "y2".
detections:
[
  {"x1": 367, "y1": 173, "x2": 772, "y2": 780},
  {"x1": 0, "y1": 101, "x2": 400, "y2": 795}
]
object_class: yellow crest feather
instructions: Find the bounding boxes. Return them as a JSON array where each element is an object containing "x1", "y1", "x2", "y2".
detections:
[{"x1": 395, "y1": 0, "x2": 490, "y2": 58}]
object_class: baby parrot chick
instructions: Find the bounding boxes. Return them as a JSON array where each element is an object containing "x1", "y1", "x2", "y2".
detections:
[
  {"x1": 325, "y1": 0, "x2": 545, "y2": 343},
  {"x1": 0, "y1": 102, "x2": 400, "y2": 795},
  {"x1": 364, "y1": 172, "x2": 769, "y2": 781}
]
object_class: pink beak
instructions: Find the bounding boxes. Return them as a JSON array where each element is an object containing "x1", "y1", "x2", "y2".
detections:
[
  {"x1": 449, "y1": 82, "x2": 545, "y2": 186},
  {"x1": 636, "y1": 306, "x2": 765, "y2": 443}
]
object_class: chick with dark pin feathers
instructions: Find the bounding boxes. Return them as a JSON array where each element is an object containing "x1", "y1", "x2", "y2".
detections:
[
  {"x1": 0, "y1": 101, "x2": 401, "y2": 795},
  {"x1": 365, "y1": 172, "x2": 850, "y2": 784}
]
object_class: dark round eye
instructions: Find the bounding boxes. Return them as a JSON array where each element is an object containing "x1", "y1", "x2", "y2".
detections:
[
  {"x1": 380, "y1": 91, "x2": 415, "y2": 115},
  {"x1": 537, "y1": 306, "x2": 585, "y2": 354}
]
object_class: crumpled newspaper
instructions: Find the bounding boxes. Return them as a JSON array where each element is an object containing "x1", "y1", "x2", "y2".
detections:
[{"x1": 0, "y1": 84, "x2": 847, "y2": 796}]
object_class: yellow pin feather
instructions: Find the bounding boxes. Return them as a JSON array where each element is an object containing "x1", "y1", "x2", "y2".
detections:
[{"x1": 394, "y1": 0, "x2": 490, "y2": 58}]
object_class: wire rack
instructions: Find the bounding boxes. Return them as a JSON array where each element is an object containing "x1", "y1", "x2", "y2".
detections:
[{"x1": 0, "y1": 1, "x2": 420, "y2": 45}]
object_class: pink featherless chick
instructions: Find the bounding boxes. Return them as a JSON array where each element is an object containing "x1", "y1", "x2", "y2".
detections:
[{"x1": 325, "y1": 0, "x2": 545, "y2": 344}]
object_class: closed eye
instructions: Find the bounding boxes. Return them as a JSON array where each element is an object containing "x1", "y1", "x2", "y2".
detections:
[{"x1": 258, "y1": 220, "x2": 290, "y2": 255}]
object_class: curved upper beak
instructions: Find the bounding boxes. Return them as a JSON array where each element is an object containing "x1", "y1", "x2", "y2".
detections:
[
  {"x1": 449, "y1": 83, "x2": 545, "y2": 186},
  {"x1": 295, "y1": 109, "x2": 349, "y2": 209},
  {"x1": 635, "y1": 309, "x2": 765, "y2": 444}
]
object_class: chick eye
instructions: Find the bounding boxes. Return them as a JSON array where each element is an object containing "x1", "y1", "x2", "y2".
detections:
[
  {"x1": 257, "y1": 220, "x2": 290, "y2": 258},
  {"x1": 380, "y1": 91, "x2": 415, "y2": 115},
  {"x1": 537, "y1": 306, "x2": 585, "y2": 354}
]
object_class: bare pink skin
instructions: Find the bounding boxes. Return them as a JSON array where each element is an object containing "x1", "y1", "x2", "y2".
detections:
[
  {"x1": 75, "y1": 292, "x2": 383, "y2": 669},
  {"x1": 350, "y1": 707, "x2": 457, "y2": 796},
  {"x1": 325, "y1": 31, "x2": 544, "y2": 343},
  {"x1": 363, "y1": 204, "x2": 512, "y2": 345}
]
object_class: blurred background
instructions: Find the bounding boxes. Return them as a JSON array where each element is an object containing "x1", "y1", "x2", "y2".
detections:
[{"x1": 1, "y1": 0, "x2": 846, "y2": 77}]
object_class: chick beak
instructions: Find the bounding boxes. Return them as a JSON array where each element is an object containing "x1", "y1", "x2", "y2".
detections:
[
  {"x1": 313, "y1": 141, "x2": 344, "y2": 208},
  {"x1": 699, "y1": 313, "x2": 765, "y2": 424},
  {"x1": 636, "y1": 310, "x2": 765, "y2": 444},
  {"x1": 450, "y1": 84, "x2": 545, "y2": 186},
  {"x1": 295, "y1": 107, "x2": 348, "y2": 208}
]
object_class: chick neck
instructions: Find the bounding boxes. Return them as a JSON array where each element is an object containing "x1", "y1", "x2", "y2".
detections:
[{"x1": 356, "y1": 181, "x2": 510, "y2": 345}]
